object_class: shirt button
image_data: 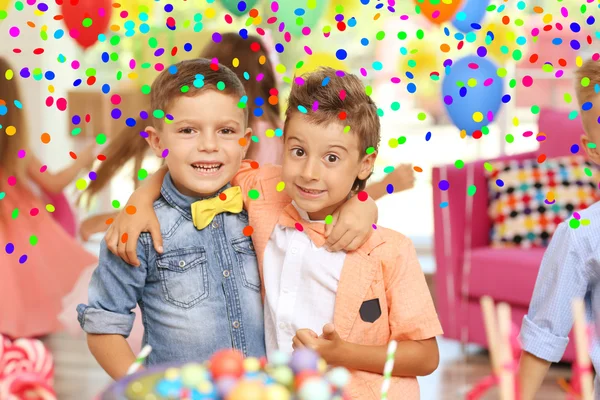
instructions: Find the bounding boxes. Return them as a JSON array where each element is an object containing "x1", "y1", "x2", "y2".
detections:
[
  {"x1": 232, "y1": 321, "x2": 240, "y2": 329},
  {"x1": 278, "y1": 322, "x2": 286, "y2": 329},
  {"x1": 290, "y1": 247, "x2": 297, "y2": 254},
  {"x1": 223, "y1": 270, "x2": 230, "y2": 278},
  {"x1": 211, "y1": 221, "x2": 219, "y2": 229},
  {"x1": 179, "y1": 260, "x2": 186, "y2": 268}
]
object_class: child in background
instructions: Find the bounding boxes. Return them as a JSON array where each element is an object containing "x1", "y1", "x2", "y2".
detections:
[
  {"x1": 517, "y1": 58, "x2": 600, "y2": 399},
  {"x1": 104, "y1": 67, "x2": 441, "y2": 399},
  {"x1": 0, "y1": 56, "x2": 98, "y2": 338},
  {"x1": 200, "y1": 32, "x2": 415, "y2": 200}
]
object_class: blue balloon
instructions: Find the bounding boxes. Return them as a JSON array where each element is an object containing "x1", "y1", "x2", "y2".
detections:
[
  {"x1": 452, "y1": 0, "x2": 490, "y2": 33},
  {"x1": 442, "y1": 55, "x2": 503, "y2": 135}
]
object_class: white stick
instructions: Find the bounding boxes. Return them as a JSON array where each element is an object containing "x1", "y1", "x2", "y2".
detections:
[
  {"x1": 572, "y1": 299, "x2": 594, "y2": 400},
  {"x1": 127, "y1": 345, "x2": 152, "y2": 376},
  {"x1": 380, "y1": 340, "x2": 397, "y2": 400},
  {"x1": 481, "y1": 296, "x2": 500, "y2": 373},
  {"x1": 497, "y1": 303, "x2": 515, "y2": 400}
]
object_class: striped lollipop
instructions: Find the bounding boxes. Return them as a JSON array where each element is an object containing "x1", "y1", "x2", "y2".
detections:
[{"x1": 380, "y1": 340, "x2": 398, "y2": 400}]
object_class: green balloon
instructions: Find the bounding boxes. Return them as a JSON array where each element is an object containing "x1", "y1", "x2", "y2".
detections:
[
  {"x1": 220, "y1": 0, "x2": 259, "y2": 16},
  {"x1": 277, "y1": 0, "x2": 329, "y2": 36}
]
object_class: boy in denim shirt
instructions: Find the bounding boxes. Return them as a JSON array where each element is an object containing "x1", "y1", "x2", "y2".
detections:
[{"x1": 77, "y1": 59, "x2": 266, "y2": 379}]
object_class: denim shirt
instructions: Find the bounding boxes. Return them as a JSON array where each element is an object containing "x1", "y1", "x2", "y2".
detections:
[{"x1": 77, "y1": 172, "x2": 266, "y2": 366}]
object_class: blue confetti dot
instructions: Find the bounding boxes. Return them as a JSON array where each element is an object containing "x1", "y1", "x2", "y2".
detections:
[
  {"x1": 275, "y1": 128, "x2": 283, "y2": 137},
  {"x1": 386, "y1": 184, "x2": 394, "y2": 194},
  {"x1": 455, "y1": 11, "x2": 466, "y2": 21},
  {"x1": 297, "y1": 105, "x2": 308, "y2": 114},
  {"x1": 294, "y1": 8, "x2": 305, "y2": 16},
  {"x1": 582, "y1": 101, "x2": 593, "y2": 111},
  {"x1": 440, "y1": 201, "x2": 449, "y2": 208},
  {"x1": 184, "y1": 43, "x2": 192, "y2": 52},
  {"x1": 587, "y1": 16, "x2": 595, "y2": 25},
  {"x1": 38, "y1": 3, "x2": 48, "y2": 11},
  {"x1": 253, "y1": 108, "x2": 263, "y2": 117},
  {"x1": 44, "y1": 71, "x2": 55, "y2": 80},
  {"x1": 571, "y1": 144, "x2": 580, "y2": 154},
  {"x1": 405, "y1": 71, "x2": 414, "y2": 79},
  {"x1": 237, "y1": 1, "x2": 247, "y2": 12},
  {"x1": 98, "y1": 34, "x2": 106, "y2": 42},
  {"x1": 470, "y1": 23, "x2": 481, "y2": 30},
  {"x1": 18, "y1": 255, "x2": 27, "y2": 264},
  {"x1": 361, "y1": 38, "x2": 369, "y2": 46},
  {"x1": 54, "y1": 29, "x2": 64, "y2": 39},
  {"x1": 0, "y1": 106, "x2": 7, "y2": 116},
  {"x1": 496, "y1": 179, "x2": 504, "y2": 187},
  {"x1": 425, "y1": 131, "x2": 431, "y2": 141},
  {"x1": 348, "y1": 17, "x2": 357, "y2": 27},
  {"x1": 570, "y1": 22, "x2": 581, "y2": 33},
  {"x1": 5, "y1": 243, "x2": 14, "y2": 254},
  {"x1": 360, "y1": 0, "x2": 369, "y2": 4},
  {"x1": 101, "y1": 52, "x2": 109, "y2": 63},
  {"x1": 459, "y1": 87, "x2": 467, "y2": 97},
  {"x1": 102, "y1": 84, "x2": 110, "y2": 94},
  {"x1": 124, "y1": 21, "x2": 135, "y2": 30},
  {"x1": 13, "y1": 100, "x2": 21, "y2": 109},
  {"x1": 335, "y1": 49, "x2": 347, "y2": 60},
  {"x1": 275, "y1": 43, "x2": 284, "y2": 53},
  {"x1": 126, "y1": 118, "x2": 136, "y2": 127},
  {"x1": 372, "y1": 61, "x2": 382, "y2": 71},
  {"x1": 375, "y1": 2, "x2": 383, "y2": 8},
  {"x1": 438, "y1": 180, "x2": 450, "y2": 191},
  {"x1": 255, "y1": 97, "x2": 264, "y2": 106},
  {"x1": 407, "y1": 83, "x2": 416, "y2": 93},
  {"x1": 243, "y1": 72, "x2": 250, "y2": 81},
  {"x1": 73, "y1": 79, "x2": 82, "y2": 87},
  {"x1": 570, "y1": 40, "x2": 581, "y2": 50},
  {"x1": 72, "y1": 115, "x2": 81, "y2": 125},
  {"x1": 335, "y1": 14, "x2": 344, "y2": 22},
  {"x1": 502, "y1": 94, "x2": 511, "y2": 103},
  {"x1": 239, "y1": 29, "x2": 248, "y2": 39},
  {"x1": 140, "y1": 24, "x2": 150, "y2": 34},
  {"x1": 168, "y1": 65, "x2": 177, "y2": 74},
  {"x1": 140, "y1": 110, "x2": 149, "y2": 119},
  {"x1": 164, "y1": 3, "x2": 174, "y2": 12},
  {"x1": 20, "y1": 68, "x2": 30, "y2": 78},
  {"x1": 454, "y1": 32, "x2": 464, "y2": 40},
  {"x1": 111, "y1": 109, "x2": 122, "y2": 119},
  {"x1": 322, "y1": 77, "x2": 330, "y2": 86},
  {"x1": 89, "y1": 171, "x2": 97, "y2": 180}
]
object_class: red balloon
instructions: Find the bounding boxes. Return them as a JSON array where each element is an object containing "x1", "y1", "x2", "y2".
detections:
[
  {"x1": 61, "y1": 0, "x2": 112, "y2": 49},
  {"x1": 209, "y1": 349, "x2": 244, "y2": 380}
]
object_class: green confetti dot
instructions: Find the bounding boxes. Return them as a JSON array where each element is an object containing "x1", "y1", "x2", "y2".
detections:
[
  {"x1": 96, "y1": 133, "x2": 107, "y2": 145},
  {"x1": 509, "y1": 79, "x2": 517, "y2": 89},
  {"x1": 384, "y1": 166, "x2": 394, "y2": 174},
  {"x1": 110, "y1": 35, "x2": 120, "y2": 46},
  {"x1": 455, "y1": 160, "x2": 464, "y2": 169},
  {"x1": 82, "y1": 17, "x2": 93, "y2": 27},
  {"x1": 237, "y1": 101, "x2": 247, "y2": 109},
  {"x1": 397, "y1": 31, "x2": 407, "y2": 40},
  {"x1": 138, "y1": 169, "x2": 148, "y2": 180},
  {"x1": 542, "y1": 64, "x2": 553, "y2": 73},
  {"x1": 217, "y1": 81, "x2": 226, "y2": 90},
  {"x1": 587, "y1": 142, "x2": 597, "y2": 149},
  {"x1": 343, "y1": 125, "x2": 351, "y2": 133},
  {"x1": 40, "y1": 30, "x2": 47, "y2": 40},
  {"x1": 325, "y1": 215, "x2": 333, "y2": 225},
  {"x1": 365, "y1": 85, "x2": 373, "y2": 96},
  {"x1": 376, "y1": 31, "x2": 385, "y2": 40},
  {"x1": 181, "y1": 85, "x2": 189, "y2": 93},
  {"x1": 149, "y1": 37, "x2": 158, "y2": 48},
  {"x1": 76, "y1": 179, "x2": 87, "y2": 190},
  {"x1": 29, "y1": 235, "x2": 38, "y2": 246},
  {"x1": 0, "y1": 10, "x2": 7, "y2": 20},
  {"x1": 71, "y1": 127, "x2": 81, "y2": 136},
  {"x1": 582, "y1": 77, "x2": 591, "y2": 87},
  {"x1": 564, "y1": 93, "x2": 572, "y2": 103},
  {"x1": 248, "y1": 189, "x2": 260, "y2": 200},
  {"x1": 467, "y1": 185, "x2": 477, "y2": 196},
  {"x1": 0, "y1": 192, "x2": 5, "y2": 200},
  {"x1": 377, "y1": 108, "x2": 384, "y2": 117},
  {"x1": 482, "y1": 126, "x2": 490, "y2": 135},
  {"x1": 15, "y1": 1, "x2": 23, "y2": 11},
  {"x1": 585, "y1": 167, "x2": 593, "y2": 177},
  {"x1": 531, "y1": 105, "x2": 540, "y2": 114},
  {"x1": 110, "y1": 52, "x2": 119, "y2": 61},
  {"x1": 112, "y1": 200, "x2": 121, "y2": 209},
  {"x1": 295, "y1": 61, "x2": 305, "y2": 69},
  {"x1": 366, "y1": 146, "x2": 376, "y2": 154},
  {"x1": 398, "y1": 136, "x2": 407, "y2": 145},
  {"x1": 512, "y1": 49, "x2": 522, "y2": 61},
  {"x1": 483, "y1": 162, "x2": 493, "y2": 172},
  {"x1": 417, "y1": 112, "x2": 426, "y2": 121},
  {"x1": 416, "y1": 29, "x2": 424, "y2": 39},
  {"x1": 85, "y1": 68, "x2": 96, "y2": 77},
  {"x1": 251, "y1": 136, "x2": 259, "y2": 142},
  {"x1": 11, "y1": 208, "x2": 18, "y2": 219},
  {"x1": 46, "y1": 204, "x2": 55, "y2": 212},
  {"x1": 116, "y1": 71, "x2": 123, "y2": 80},
  {"x1": 153, "y1": 109, "x2": 165, "y2": 119},
  {"x1": 570, "y1": 218, "x2": 581, "y2": 229},
  {"x1": 515, "y1": 18, "x2": 524, "y2": 26},
  {"x1": 141, "y1": 85, "x2": 151, "y2": 94},
  {"x1": 391, "y1": 102, "x2": 400, "y2": 111},
  {"x1": 505, "y1": 134, "x2": 514, "y2": 143}
]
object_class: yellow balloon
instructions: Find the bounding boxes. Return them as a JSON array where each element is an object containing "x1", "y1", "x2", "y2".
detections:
[
  {"x1": 479, "y1": 22, "x2": 522, "y2": 64},
  {"x1": 326, "y1": 0, "x2": 362, "y2": 22},
  {"x1": 0, "y1": 0, "x2": 12, "y2": 13},
  {"x1": 399, "y1": 38, "x2": 440, "y2": 82},
  {"x1": 296, "y1": 52, "x2": 349, "y2": 75},
  {"x1": 111, "y1": 0, "x2": 156, "y2": 27}
]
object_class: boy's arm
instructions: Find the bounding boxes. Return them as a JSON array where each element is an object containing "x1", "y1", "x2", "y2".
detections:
[
  {"x1": 105, "y1": 165, "x2": 167, "y2": 265},
  {"x1": 324, "y1": 194, "x2": 378, "y2": 252},
  {"x1": 77, "y1": 237, "x2": 149, "y2": 380},
  {"x1": 518, "y1": 222, "x2": 588, "y2": 399},
  {"x1": 365, "y1": 164, "x2": 415, "y2": 201}
]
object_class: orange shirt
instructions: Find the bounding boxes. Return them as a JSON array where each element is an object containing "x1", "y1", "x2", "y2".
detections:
[{"x1": 233, "y1": 161, "x2": 443, "y2": 399}]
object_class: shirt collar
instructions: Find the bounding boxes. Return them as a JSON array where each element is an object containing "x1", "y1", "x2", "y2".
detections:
[
  {"x1": 291, "y1": 201, "x2": 325, "y2": 223},
  {"x1": 160, "y1": 172, "x2": 231, "y2": 220}
]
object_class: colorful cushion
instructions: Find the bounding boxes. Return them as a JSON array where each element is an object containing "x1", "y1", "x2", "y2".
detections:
[{"x1": 486, "y1": 155, "x2": 598, "y2": 248}]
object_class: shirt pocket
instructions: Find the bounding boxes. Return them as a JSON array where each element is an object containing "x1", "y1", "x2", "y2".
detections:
[
  {"x1": 156, "y1": 248, "x2": 209, "y2": 309},
  {"x1": 231, "y1": 236, "x2": 261, "y2": 292}
]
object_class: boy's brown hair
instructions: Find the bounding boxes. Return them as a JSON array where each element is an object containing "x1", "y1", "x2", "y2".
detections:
[
  {"x1": 150, "y1": 58, "x2": 248, "y2": 128},
  {"x1": 574, "y1": 58, "x2": 600, "y2": 105},
  {"x1": 285, "y1": 67, "x2": 380, "y2": 192}
]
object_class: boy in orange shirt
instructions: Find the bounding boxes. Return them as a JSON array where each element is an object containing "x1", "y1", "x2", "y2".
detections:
[{"x1": 107, "y1": 67, "x2": 442, "y2": 399}]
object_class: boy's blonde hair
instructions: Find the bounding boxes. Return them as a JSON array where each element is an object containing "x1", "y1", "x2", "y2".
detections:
[
  {"x1": 285, "y1": 67, "x2": 381, "y2": 192},
  {"x1": 575, "y1": 58, "x2": 600, "y2": 105},
  {"x1": 150, "y1": 58, "x2": 248, "y2": 128}
]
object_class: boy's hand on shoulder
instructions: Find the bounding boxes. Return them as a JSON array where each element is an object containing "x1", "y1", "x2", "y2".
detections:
[
  {"x1": 292, "y1": 324, "x2": 346, "y2": 365},
  {"x1": 325, "y1": 194, "x2": 376, "y2": 252}
]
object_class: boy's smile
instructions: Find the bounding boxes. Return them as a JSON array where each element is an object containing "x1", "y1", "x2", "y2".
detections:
[
  {"x1": 282, "y1": 113, "x2": 376, "y2": 220},
  {"x1": 146, "y1": 90, "x2": 251, "y2": 198}
]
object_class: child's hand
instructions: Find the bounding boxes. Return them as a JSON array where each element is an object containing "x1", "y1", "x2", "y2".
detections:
[
  {"x1": 80, "y1": 214, "x2": 111, "y2": 242},
  {"x1": 105, "y1": 199, "x2": 163, "y2": 266},
  {"x1": 325, "y1": 194, "x2": 377, "y2": 252},
  {"x1": 382, "y1": 164, "x2": 415, "y2": 193},
  {"x1": 292, "y1": 324, "x2": 345, "y2": 365}
]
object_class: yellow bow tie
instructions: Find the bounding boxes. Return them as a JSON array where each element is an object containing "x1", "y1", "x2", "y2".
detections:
[{"x1": 191, "y1": 186, "x2": 243, "y2": 230}]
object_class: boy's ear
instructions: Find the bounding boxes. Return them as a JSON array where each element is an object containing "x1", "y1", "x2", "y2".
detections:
[
  {"x1": 358, "y1": 151, "x2": 377, "y2": 181},
  {"x1": 145, "y1": 126, "x2": 163, "y2": 157},
  {"x1": 581, "y1": 134, "x2": 600, "y2": 164},
  {"x1": 241, "y1": 127, "x2": 252, "y2": 159}
]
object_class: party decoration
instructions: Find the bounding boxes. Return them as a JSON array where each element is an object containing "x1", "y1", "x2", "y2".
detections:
[
  {"x1": 112, "y1": 0, "x2": 156, "y2": 26},
  {"x1": 326, "y1": 0, "x2": 361, "y2": 22},
  {"x1": 127, "y1": 345, "x2": 152, "y2": 375},
  {"x1": 413, "y1": 0, "x2": 463, "y2": 25},
  {"x1": 278, "y1": 0, "x2": 329, "y2": 37},
  {"x1": 61, "y1": 0, "x2": 112, "y2": 49},
  {"x1": 0, "y1": 0, "x2": 12, "y2": 19},
  {"x1": 442, "y1": 55, "x2": 503, "y2": 136},
  {"x1": 478, "y1": 21, "x2": 520, "y2": 64},
  {"x1": 297, "y1": 52, "x2": 349, "y2": 75},
  {"x1": 451, "y1": 0, "x2": 490, "y2": 33},
  {"x1": 220, "y1": 0, "x2": 259, "y2": 17},
  {"x1": 0, "y1": 334, "x2": 56, "y2": 400}
]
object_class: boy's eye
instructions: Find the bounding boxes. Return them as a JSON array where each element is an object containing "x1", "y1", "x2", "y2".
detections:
[
  {"x1": 326, "y1": 154, "x2": 339, "y2": 163},
  {"x1": 220, "y1": 128, "x2": 235, "y2": 135},
  {"x1": 292, "y1": 148, "x2": 305, "y2": 157},
  {"x1": 179, "y1": 127, "x2": 195, "y2": 134}
]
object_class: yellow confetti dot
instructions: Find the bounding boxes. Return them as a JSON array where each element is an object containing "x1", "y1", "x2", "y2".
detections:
[
  {"x1": 205, "y1": 7, "x2": 216, "y2": 18},
  {"x1": 33, "y1": 9, "x2": 44, "y2": 16},
  {"x1": 576, "y1": 56, "x2": 583, "y2": 67},
  {"x1": 542, "y1": 14, "x2": 552, "y2": 24},
  {"x1": 232, "y1": 57, "x2": 239, "y2": 68},
  {"x1": 47, "y1": 84, "x2": 54, "y2": 93},
  {"x1": 265, "y1": 129, "x2": 275, "y2": 138},
  {"x1": 46, "y1": 204, "x2": 55, "y2": 212},
  {"x1": 75, "y1": 179, "x2": 87, "y2": 190},
  {"x1": 41, "y1": 24, "x2": 47, "y2": 31},
  {"x1": 252, "y1": 15, "x2": 262, "y2": 25},
  {"x1": 388, "y1": 138, "x2": 398, "y2": 148},
  {"x1": 5, "y1": 126, "x2": 16, "y2": 136},
  {"x1": 5, "y1": 69, "x2": 13, "y2": 80},
  {"x1": 276, "y1": 181, "x2": 285, "y2": 192},
  {"x1": 275, "y1": 64, "x2": 286, "y2": 74},
  {"x1": 467, "y1": 78, "x2": 477, "y2": 87},
  {"x1": 110, "y1": 25, "x2": 120, "y2": 32},
  {"x1": 472, "y1": 112, "x2": 483, "y2": 123},
  {"x1": 460, "y1": 130, "x2": 467, "y2": 139},
  {"x1": 546, "y1": 191, "x2": 555, "y2": 202},
  {"x1": 258, "y1": 55, "x2": 266, "y2": 65},
  {"x1": 128, "y1": 72, "x2": 138, "y2": 80},
  {"x1": 512, "y1": 117, "x2": 520, "y2": 127}
]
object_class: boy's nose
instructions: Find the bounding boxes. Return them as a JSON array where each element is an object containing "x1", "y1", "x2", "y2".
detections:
[
  {"x1": 196, "y1": 133, "x2": 219, "y2": 152},
  {"x1": 301, "y1": 158, "x2": 320, "y2": 181}
]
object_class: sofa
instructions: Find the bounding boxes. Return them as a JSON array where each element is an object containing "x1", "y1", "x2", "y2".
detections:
[{"x1": 432, "y1": 108, "x2": 587, "y2": 362}]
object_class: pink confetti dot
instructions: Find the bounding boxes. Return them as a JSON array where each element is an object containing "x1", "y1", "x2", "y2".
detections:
[
  {"x1": 484, "y1": 78, "x2": 494, "y2": 86},
  {"x1": 27, "y1": 0, "x2": 35, "y2": 5},
  {"x1": 7, "y1": 176, "x2": 16, "y2": 186},
  {"x1": 129, "y1": 59, "x2": 136, "y2": 69},
  {"x1": 284, "y1": 32, "x2": 291, "y2": 42},
  {"x1": 9, "y1": 27, "x2": 20, "y2": 37},
  {"x1": 111, "y1": 95, "x2": 121, "y2": 105},
  {"x1": 592, "y1": 53, "x2": 600, "y2": 61},
  {"x1": 71, "y1": 60, "x2": 80, "y2": 70},
  {"x1": 98, "y1": 7, "x2": 106, "y2": 17},
  {"x1": 18, "y1": 149, "x2": 25, "y2": 158},
  {"x1": 573, "y1": 211, "x2": 581, "y2": 220},
  {"x1": 312, "y1": 101, "x2": 319, "y2": 111},
  {"x1": 56, "y1": 98, "x2": 67, "y2": 111},
  {"x1": 270, "y1": 1, "x2": 278, "y2": 13},
  {"x1": 357, "y1": 191, "x2": 368, "y2": 202},
  {"x1": 391, "y1": 77, "x2": 401, "y2": 84},
  {"x1": 161, "y1": 149, "x2": 169, "y2": 158},
  {"x1": 69, "y1": 29, "x2": 80, "y2": 39},
  {"x1": 531, "y1": 28, "x2": 539, "y2": 37},
  {"x1": 120, "y1": 10, "x2": 129, "y2": 18},
  {"x1": 301, "y1": 27, "x2": 311, "y2": 36},
  {"x1": 30, "y1": 208, "x2": 39, "y2": 216},
  {"x1": 295, "y1": 77, "x2": 305, "y2": 85},
  {"x1": 555, "y1": 70, "x2": 564, "y2": 78},
  {"x1": 256, "y1": 73, "x2": 264, "y2": 81},
  {"x1": 304, "y1": 46, "x2": 312, "y2": 55},
  {"x1": 360, "y1": 68, "x2": 367, "y2": 77},
  {"x1": 523, "y1": 131, "x2": 533, "y2": 137},
  {"x1": 522, "y1": 75, "x2": 533, "y2": 87},
  {"x1": 294, "y1": 222, "x2": 304, "y2": 232},
  {"x1": 45, "y1": 96, "x2": 54, "y2": 107},
  {"x1": 432, "y1": 10, "x2": 440, "y2": 19},
  {"x1": 372, "y1": 224, "x2": 378, "y2": 229},
  {"x1": 561, "y1": 7, "x2": 568, "y2": 17},
  {"x1": 400, "y1": 15, "x2": 409, "y2": 20},
  {"x1": 40, "y1": 165, "x2": 47, "y2": 173},
  {"x1": 155, "y1": 63, "x2": 165, "y2": 72},
  {"x1": 487, "y1": 111, "x2": 494, "y2": 122}
]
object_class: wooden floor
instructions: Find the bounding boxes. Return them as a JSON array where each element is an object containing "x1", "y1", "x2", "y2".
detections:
[{"x1": 42, "y1": 332, "x2": 573, "y2": 400}]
